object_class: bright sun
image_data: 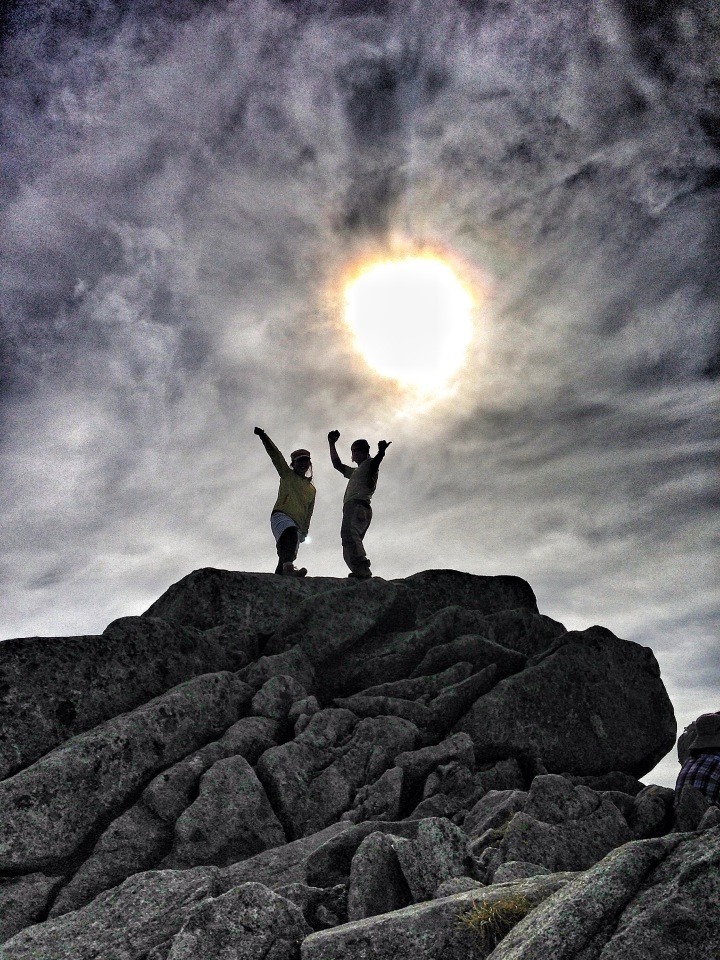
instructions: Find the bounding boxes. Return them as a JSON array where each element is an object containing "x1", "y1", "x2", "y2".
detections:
[{"x1": 343, "y1": 254, "x2": 475, "y2": 391}]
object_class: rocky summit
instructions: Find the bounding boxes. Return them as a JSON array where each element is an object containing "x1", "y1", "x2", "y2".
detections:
[{"x1": 0, "y1": 568, "x2": 717, "y2": 960}]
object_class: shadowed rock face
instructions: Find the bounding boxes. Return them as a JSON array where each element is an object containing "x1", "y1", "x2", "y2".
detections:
[
  {"x1": 455, "y1": 626, "x2": 676, "y2": 776},
  {"x1": 0, "y1": 568, "x2": 688, "y2": 959},
  {"x1": 0, "y1": 617, "x2": 253, "y2": 781}
]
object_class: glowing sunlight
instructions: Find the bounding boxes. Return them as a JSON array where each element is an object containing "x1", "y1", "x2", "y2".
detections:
[{"x1": 343, "y1": 254, "x2": 475, "y2": 391}]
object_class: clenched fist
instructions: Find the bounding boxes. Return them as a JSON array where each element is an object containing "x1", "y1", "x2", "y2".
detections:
[
  {"x1": 327, "y1": 430, "x2": 340, "y2": 443},
  {"x1": 254, "y1": 427, "x2": 265, "y2": 436}
]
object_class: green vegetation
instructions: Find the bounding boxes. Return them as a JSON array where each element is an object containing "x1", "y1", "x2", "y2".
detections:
[{"x1": 457, "y1": 895, "x2": 534, "y2": 951}]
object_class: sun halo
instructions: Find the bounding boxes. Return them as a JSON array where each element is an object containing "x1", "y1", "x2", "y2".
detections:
[{"x1": 343, "y1": 254, "x2": 475, "y2": 393}]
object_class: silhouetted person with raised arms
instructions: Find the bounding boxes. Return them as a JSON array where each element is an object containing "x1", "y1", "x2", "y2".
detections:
[
  {"x1": 255, "y1": 427, "x2": 315, "y2": 576},
  {"x1": 327, "y1": 430, "x2": 391, "y2": 579}
]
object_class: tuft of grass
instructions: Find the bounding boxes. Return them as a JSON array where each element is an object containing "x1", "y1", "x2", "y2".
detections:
[{"x1": 457, "y1": 895, "x2": 533, "y2": 951}]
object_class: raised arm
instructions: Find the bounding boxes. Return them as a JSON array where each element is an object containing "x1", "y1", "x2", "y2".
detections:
[
  {"x1": 254, "y1": 427, "x2": 290, "y2": 478},
  {"x1": 328, "y1": 429, "x2": 353, "y2": 478},
  {"x1": 368, "y1": 439, "x2": 391, "y2": 473}
]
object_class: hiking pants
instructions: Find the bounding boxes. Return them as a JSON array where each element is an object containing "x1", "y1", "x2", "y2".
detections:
[
  {"x1": 275, "y1": 526, "x2": 299, "y2": 574},
  {"x1": 341, "y1": 499, "x2": 372, "y2": 575}
]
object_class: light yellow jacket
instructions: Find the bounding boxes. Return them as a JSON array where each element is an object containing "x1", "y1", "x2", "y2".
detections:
[{"x1": 260, "y1": 433, "x2": 316, "y2": 535}]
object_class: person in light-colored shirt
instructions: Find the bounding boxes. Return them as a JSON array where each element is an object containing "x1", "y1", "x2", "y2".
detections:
[
  {"x1": 255, "y1": 427, "x2": 315, "y2": 576},
  {"x1": 327, "y1": 430, "x2": 391, "y2": 579}
]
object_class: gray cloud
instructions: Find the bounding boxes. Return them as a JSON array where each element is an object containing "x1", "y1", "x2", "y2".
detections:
[{"x1": 1, "y1": 0, "x2": 718, "y2": 785}]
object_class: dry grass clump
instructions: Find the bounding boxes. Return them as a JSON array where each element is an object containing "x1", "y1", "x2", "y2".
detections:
[{"x1": 457, "y1": 895, "x2": 533, "y2": 951}]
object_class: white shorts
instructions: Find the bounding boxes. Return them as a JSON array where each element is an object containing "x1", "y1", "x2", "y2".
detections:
[{"x1": 270, "y1": 511, "x2": 306, "y2": 544}]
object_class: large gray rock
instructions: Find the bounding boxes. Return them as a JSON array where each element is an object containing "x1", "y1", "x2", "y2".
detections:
[
  {"x1": 256, "y1": 709, "x2": 419, "y2": 839},
  {"x1": 347, "y1": 831, "x2": 410, "y2": 920},
  {"x1": 305, "y1": 820, "x2": 424, "y2": 888},
  {"x1": 489, "y1": 775, "x2": 633, "y2": 874},
  {"x1": 154, "y1": 882, "x2": 311, "y2": 960},
  {"x1": 392, "y1": 817, "x2": 475, "y2": 902},
  {"x1": 345, "y1": 765, "x2": 404, "y2": 823},
  {"x1": 142, "y1": 568, "x2": 339, "y2": 632},
  {"x1": 50, "y1": 803, "x2": 171, "y2": 917},
  {"x1": 219, "y1": 823, "x2": 352, "y2": 893},
  {"x1": 411, "y1": 634, "x2": 526, "y2": 679},
  {"x1": 493, "y1": 861, "x2": 552, "y2": 882},
  {"x1": 627, "y1": 784, "x2": 674, "y2": 838},
  {"x1": 263, "y1": 581, "x2": 418, "y2": 688},
  {"x1": 395, "y1": 733, "x2": 476, "y2": 788},
  {"x1": 597, "y1": 827, "x2": 720, "y2": 959},
  {"x1": 2, "y1": 868, "x2": 222, "y2": 960},
  {"x1": 274, "y1": 882, "x2": 348, "y2": 930},
  {"x1": 164, "y1": 755, "x2": 286, "y2": 867},
  {"x1": 333, "y1": 695, "x2": 436, "y2": 730},
  {"x1": 0, "y1": 567, "x2": 684, "y2": 954},
  {"x1": 0, "y1": 873, "x2": 64, "y2": 944},
  {"x1": 488, "y1": 831, "x2": 715, "y2": 960},
  {"x1": 4, "y1": 828, "x2": 353, "y2": 958},
  {"x1": 360, "y1": 663, "x2": 474, "y2": 701},
  {"x1": 52, "y1": 721, "x2": 284, "y2": 916},
  {"x1": 240, "y1": 647, "x2": 318, "y2": 696},
  {"x1": 474, "y1": 608, "x2": 567, "y2": 657},
  {"x1": 433, "y1": 877, "x2": 485, "y2": 897},
  {"x1": 330, "y1": 607, "x2": 501, "y2": 695},
  {"x1": 428, "y1": 664, "x2": 499, "y2": 730},
  {"x1": 673, "y1": 782, "x2": 713, "y2": 831},
  {"x1": 412, "y1": 756, "x2": 526, "y2": 824},
  {"x1": 398, "y1": 570, "x2": 539, "y2": 621},
  {"x1": 142, "y1": 715, "x2": 279, "y2": 824},
  {"x1": 464, "y1": 789, "x2": 529, "y2": 839},
  {"x1": 302, "y1": 874, "x2": 573, "y2": 960},
  {"x1": 410, "y1": 759, "x2": 477, "y2": 820},
  {"x1": 0, "y1": 617, "x2": 248, "y2": 780},
  {"x1": 251, "y1": 675, "x2": 308, "y2": 720},
  {"x1": 455, "y1": 627, "x2": 676, "y2": 777},
  {"x1": 50, "y1": 716, "x2": 278, "y2": 912},
  {"x1": 0, "y1": 672, "x2": 251, "y2": 871}
]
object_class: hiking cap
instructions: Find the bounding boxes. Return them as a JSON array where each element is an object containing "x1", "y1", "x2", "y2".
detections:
[{"x1": 690, "y1": 712, "x2": 720, "y2": 755}]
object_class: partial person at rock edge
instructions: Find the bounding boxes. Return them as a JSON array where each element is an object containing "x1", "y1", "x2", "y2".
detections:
[
  {"x1": 675, "y1": 711, "x2": 720, "y2": 808},
  {"x1": 255, "y1": 427, "x2": 315, "y2": 576},
  {"x1": 327, "y1": 429, "x2": 391, "y2": 580}
]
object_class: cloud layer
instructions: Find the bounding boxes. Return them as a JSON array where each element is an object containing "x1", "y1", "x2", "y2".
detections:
[{"x1": 1, "y1": 0, "x2": 718, "y2": 785}]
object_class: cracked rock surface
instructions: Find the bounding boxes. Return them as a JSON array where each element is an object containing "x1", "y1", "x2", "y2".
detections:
[{"x1": 0, "y1": 568, "x2": 703, "y2": 960}]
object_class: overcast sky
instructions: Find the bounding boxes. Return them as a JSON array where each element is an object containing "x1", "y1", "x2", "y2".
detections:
[{"x1": 1, "y1": 0, "x2": 718, "y2": 787}]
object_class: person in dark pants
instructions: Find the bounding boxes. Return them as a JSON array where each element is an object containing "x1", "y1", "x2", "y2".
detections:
[
  {"x1": 328, "y1": 430, "x2": 391, "y2": 579},
  {"x1": 255, "y1": 427, "x2": 315, "y2": 576}
]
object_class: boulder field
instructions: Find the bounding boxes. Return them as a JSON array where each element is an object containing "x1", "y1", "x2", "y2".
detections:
[{"x1": 0, "y1": 567, "x2": 716, "y2": 959}]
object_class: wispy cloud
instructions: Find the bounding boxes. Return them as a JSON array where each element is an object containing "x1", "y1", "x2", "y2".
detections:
[{"x1": 1, "y1": 0, "x2": 717, "y2": 785}]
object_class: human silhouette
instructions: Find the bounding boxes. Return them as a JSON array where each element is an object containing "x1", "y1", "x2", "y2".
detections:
[
  {"x1": 255, "y1": 427, "x2": 315, "y2": 576},
  {"x1": 328, "y1": 430, "x2": 391, "y2": 579}
]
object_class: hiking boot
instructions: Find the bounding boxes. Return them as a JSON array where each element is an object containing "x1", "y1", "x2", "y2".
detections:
[{"x1": 283, "y1": 563, "x2": 307, "y2": 577}]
